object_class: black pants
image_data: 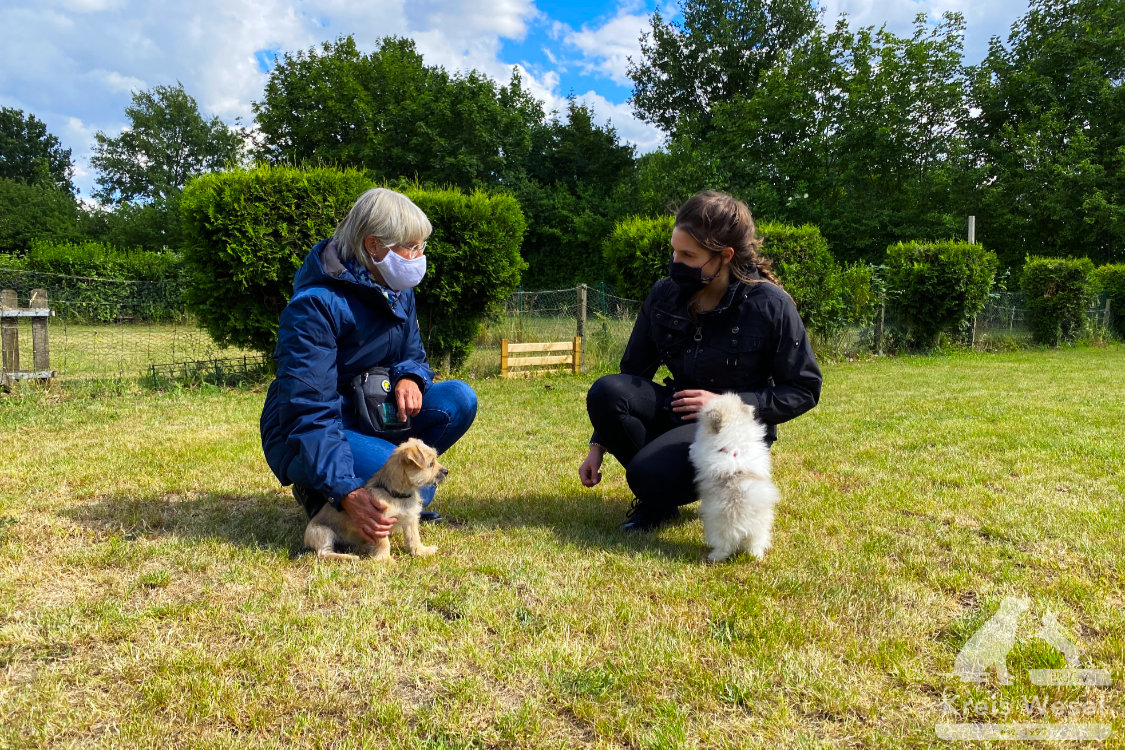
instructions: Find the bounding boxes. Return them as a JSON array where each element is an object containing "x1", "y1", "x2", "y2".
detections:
[{"x1": 586, "y1": 373, "x2": 699, "y2": 513}]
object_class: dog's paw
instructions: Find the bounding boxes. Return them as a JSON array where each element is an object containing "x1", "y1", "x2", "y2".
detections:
[
  {"x1": 317, "y1": 550, "x2": 361, "y2": 562},
  {"x1": 413, "y1": 545, "x2": 438, "y2": 557},
  {"x1": 706, "y1": 549, "x2": 732, "y2": 563}
]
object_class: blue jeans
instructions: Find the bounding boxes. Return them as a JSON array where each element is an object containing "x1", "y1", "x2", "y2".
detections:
[{"x1": 343, "y1": 379, "x2": 477, "y2": 507}]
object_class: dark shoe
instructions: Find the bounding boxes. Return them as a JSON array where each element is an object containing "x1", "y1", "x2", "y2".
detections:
[
  {"x1": 293, "y1": 485, "x2": 328, "y2": 518},
  {"x1": 419, "y1": 510, "x2": 443, "y2": 524},
  {"x1": 620, "y1": 499, "x2": 679, "y2": 532}
]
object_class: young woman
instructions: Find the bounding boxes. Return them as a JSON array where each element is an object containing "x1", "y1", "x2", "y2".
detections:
[{"x1": 578, "y1": 191, "x2": 822, "y2": 530}]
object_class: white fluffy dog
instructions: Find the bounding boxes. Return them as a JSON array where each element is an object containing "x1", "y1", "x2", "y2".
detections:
[{"x1": 689, "y1": 393, "x2": 779, "y2": 562}]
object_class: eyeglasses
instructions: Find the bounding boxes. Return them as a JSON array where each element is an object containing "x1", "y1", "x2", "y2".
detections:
[{"x1": 388, "y1": 240, "x2": 427, "y2": 259}]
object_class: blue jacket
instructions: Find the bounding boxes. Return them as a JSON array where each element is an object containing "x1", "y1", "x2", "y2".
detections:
[{"x1": 260, "y1": 237, "x2": 435, "y2": 503}]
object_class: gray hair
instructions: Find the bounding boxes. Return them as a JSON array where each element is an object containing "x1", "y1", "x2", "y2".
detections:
[{"x1": 334, "y1": 187, "x2": 432, "y2": 262}]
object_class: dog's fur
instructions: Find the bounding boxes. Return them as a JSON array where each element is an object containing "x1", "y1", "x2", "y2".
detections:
[
  {"x1": 304, "y1": 438, "x2": 447, "y2": 561},
  {"x1": 689, "y1": 393, "x2": 779, "y2": 562}
]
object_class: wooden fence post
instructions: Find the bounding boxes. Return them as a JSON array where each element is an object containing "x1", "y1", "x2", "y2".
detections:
[
  {"x1": 31, "y1": 289, "x2": 49, "y2": 374},
  {"x1": 573, "y1": 336, "x2": 582, "y2": 374},
  {"x1": 874, "y1": 303, "x2": 885, "y2": 355},
  {"x1": 577, "y1": 284, "x2": 587, "y2": 373},
  {"x1": 1104, "y1": 297, "x2": 1113, "y2": 332},
  {"x1": 1, "y1": 289, "x2": 18, "y2": 379},
  {"x1": 500, "y1": 339, "x2": 509, "y2": 378}
]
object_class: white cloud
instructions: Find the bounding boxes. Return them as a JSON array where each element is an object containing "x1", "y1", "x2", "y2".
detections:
[
  {"x1": 562, "y1": 8, "x2": 652, "y2": 87},
  {"x1": 814, "y1": 0, "x2": 1030, "y2": 64},
  {"x1": 571, "y1": 91, "x2": 664, "y2": 154}
]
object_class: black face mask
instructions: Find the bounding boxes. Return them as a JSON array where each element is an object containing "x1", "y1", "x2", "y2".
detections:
[{"x1": 669, "y1": 251, "x2": 718, "y2": 293}]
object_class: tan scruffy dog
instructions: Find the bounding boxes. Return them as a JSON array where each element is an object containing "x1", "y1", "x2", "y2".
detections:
[{"x1": 304, "y1": 438, "x2": 448, "y2": 561}]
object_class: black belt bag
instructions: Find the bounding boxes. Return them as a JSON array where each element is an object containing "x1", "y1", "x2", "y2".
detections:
[{"x1": 350, "y1": 367, "x2": 411, "y2": 434}]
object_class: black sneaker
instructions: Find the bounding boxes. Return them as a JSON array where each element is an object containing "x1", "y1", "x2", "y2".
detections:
[
  {"x1": 620, "y1": 498, "x2": 680, "y2": 532},
  {"x1": 292, "y1": 485, "x2": 329, "y2": 518},
  {"x1": 419, "y1": 510, "x2": 443, "y2": 524}
]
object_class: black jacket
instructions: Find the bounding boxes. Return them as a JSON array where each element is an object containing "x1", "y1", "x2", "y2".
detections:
[{"x1": 618, "y1": 276, "x2": 822, "y2": 442}]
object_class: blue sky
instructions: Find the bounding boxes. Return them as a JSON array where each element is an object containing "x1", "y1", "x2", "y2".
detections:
[{"x1": 0, "y1": 0, "x2": 1030, "y2": 201}]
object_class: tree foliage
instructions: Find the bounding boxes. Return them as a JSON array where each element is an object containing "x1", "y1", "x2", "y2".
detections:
[
  {"x1": 970, "y1": 0, "x2": 1125, "y2": 268},
  {"x1": 632, "y1": 10, "x2": 973, "y2": 263},
  {"x1": 0, "y1": 178, "x2": 78, "y2": 254},
  {"x1": 91, "y1": 82, "x2": 244, "y2": 206},
  {"x1": 628, "y1": 0, "x2": 819, "y2": 138},
  {"x1": 253, "y1": 36, "x2": 542, "y2": 190},
  {"x1": 516, "y1": 98, "x2": 637, "y2": 288},
  {"x1": 0, "y1": 108, "x2": 74, "y2": 193}
]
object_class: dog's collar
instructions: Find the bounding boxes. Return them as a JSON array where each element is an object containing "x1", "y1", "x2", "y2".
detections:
[{"x1": 373, "y1": 483, "x2": 414, "y2": 500}]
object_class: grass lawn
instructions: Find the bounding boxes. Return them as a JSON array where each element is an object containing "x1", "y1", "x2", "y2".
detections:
[{"x1": 0, "y1": 345, "x2": 1122, "y2": 748}]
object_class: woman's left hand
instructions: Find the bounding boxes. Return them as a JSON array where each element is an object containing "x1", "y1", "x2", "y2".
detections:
[
  {"x1": 671, "y1": 389, "x2": 719, "y2": 420},
  {"x1": 395, "y1": 378, "x2": 423, "y2": 420}
]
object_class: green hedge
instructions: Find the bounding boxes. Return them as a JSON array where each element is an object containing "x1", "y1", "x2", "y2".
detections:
[
  {"x1": 602, "y1": 215, "x2": 845, "y2": 334},
  {"x1": 0, "y1": 240, "x2": 185, "y2": 323},
  {"x1": 180, "y1": 165, "x2": 526, "y2": 367},
  {"x1": 407, "y1": 187, "x2": 526, "y2": 366},
  {"x1": 885, "y1": 241, "x2": 998, "y2": 349},
  {"x1": 1092, "y1": 263, "x2": 1125, "y2": 337},
  {"x1": 757, "y1": 222, "x2": 843, "y2": 335},
  {"x1": 25, "y1": 239, "x2": 182, "y2": 281},
  {"x1": 1021, "y1": 256, "x2": 1096, "y2": 345},
  {"x1": 602, "y1": 215, "x2": 675, "y2": 302}
]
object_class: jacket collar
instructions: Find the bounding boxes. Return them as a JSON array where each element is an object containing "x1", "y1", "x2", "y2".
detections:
[{"x1": 294, "y1": 238, "x2": 407, "y2": 321}]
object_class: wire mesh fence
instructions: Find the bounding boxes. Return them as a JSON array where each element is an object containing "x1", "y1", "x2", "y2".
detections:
[
  {"x1": 0, "y1": 269, "x2": 1117, "y2": 388},
  {"x1": 0, "y1": 269, "x2": 260, "y2": 388}
]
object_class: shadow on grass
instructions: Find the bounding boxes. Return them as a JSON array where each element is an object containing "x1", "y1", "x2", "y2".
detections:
[
  {"x1": 61, "y1": 489, "x2": 703, "y2": 562},
  {"x1": 447, "y1": 491, "x2": 705, "y2": 562},
  {"x1": 62, "y1": 491, "x2": 307, "y2": 557}
]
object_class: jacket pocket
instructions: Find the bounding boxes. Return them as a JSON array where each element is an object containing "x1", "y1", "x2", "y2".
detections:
[
  {"x1": 652, "y1": 310, "x2": 692, "y2": 356},
  {"x1": 697, "y1": 330, "x2": 766, "y2": 390}
]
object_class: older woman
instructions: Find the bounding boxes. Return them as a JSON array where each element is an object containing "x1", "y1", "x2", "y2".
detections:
[{"x1": 261, "y1": 188, "x2": 477, "y2": 540}]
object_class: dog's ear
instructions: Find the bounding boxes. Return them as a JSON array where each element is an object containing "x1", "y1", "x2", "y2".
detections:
[
  {"x1": 705, "y1": 407, "x2": 724, "y2": 433},
  {"x1": 401, "y1": 440, "x2": 427, "y2": 469}
]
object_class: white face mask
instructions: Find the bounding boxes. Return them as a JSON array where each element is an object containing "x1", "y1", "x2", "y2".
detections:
[{"x1": 369, "y1": 247, "x2": 427, "y2": 291}]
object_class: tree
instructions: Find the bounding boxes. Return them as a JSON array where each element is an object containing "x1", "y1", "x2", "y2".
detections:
[
  {"x1": 0, "y1": 179, "x2": 78, "y2": 254},
  {"x1": 970, "y1": 0, "x2": 1125, "y2": 268},
  {"x1": 641, "y1": 12, "x2": 972, "y2": 263},
  {"x1": 90, "y1": 82, "x2": 244, "y2": 206},
  {"x1": 628, "y1": 0, "x2": 819, "y2": 138},
  {"x1": 0, "y1": 108, "x2": 74, "y2": 193},
  {"x1": 516, "y1": 98, "x2": 638, "y2": 287},
  {"x1": 253, "y1": 36, "x2": 543, "y2": 190}
]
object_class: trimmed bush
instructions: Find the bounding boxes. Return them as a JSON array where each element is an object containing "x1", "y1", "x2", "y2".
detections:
[
  {"x1": 757, "y1": 222, "x2": 843, "y2": 335},
  {"x1": 885, "y1": 241, "x2": 998, "y2": 349},
  {"x1": 602, "y1": 214, "x2": 675, "y2": 301},
  {"x1": 0, "y1": 240, "x2": 186, "y2": 323},
  {"x1": 26, "y1": 239, "x2": 181, "y2": 281},
  {"x1": 180, "y1": 166, "x2": 526, "y2": 367},
  {"x1": 407, "y1": 187, "x2": 526, "y2": 367},
  {"x1": 181, "y1": 166, "x2": 382, "y2": 354},
  {"x1": 838, "y1": 262, "x2": 879, "y2": 327},
  {"x1": 1092, "y1": 263, "x2": 1125, "y2": 337},
  {"x1": 1021, "y1": 256, "x2": 1096, "y2": 345}
]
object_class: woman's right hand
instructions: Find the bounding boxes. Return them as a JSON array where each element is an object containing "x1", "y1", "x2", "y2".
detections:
[
  {"x1": 341, "y1": 487, "x2": 397, "y2": 542},
  {"x1": 578, "y1": 445, "x2": 605, "y2": 487}
]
